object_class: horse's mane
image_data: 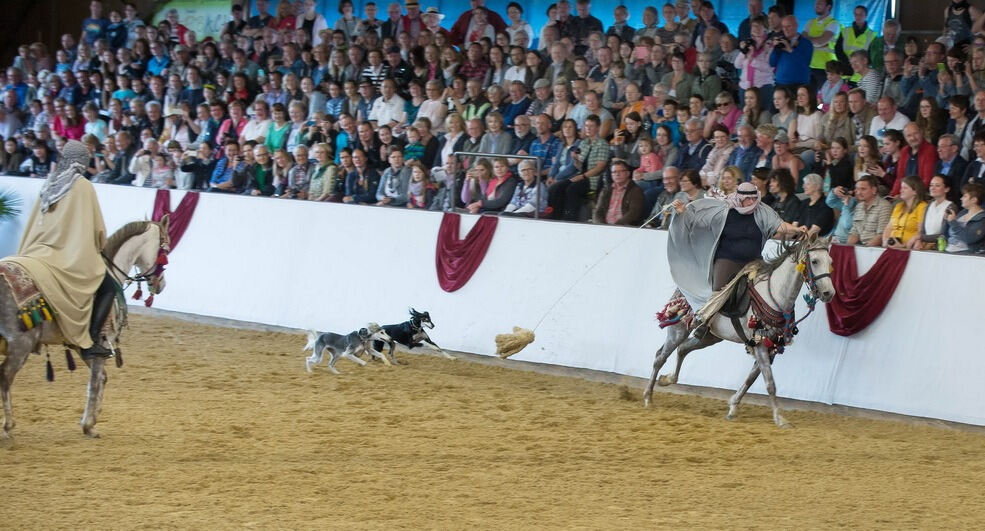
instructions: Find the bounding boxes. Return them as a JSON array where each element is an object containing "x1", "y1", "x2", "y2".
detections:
[
  {"x1": 104, "y1": 221, "x2": 152, "y2": 260},
  {"x1": 752, "y1": 238, "x2": 809, "y2": 277}
]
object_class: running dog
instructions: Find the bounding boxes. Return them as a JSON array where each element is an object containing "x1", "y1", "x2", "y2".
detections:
[
  {"x1": 304, "y1": 323, "x2": 392, "y2": 374},
  {"x1": 373, "y1": 308, "x2": 456, "y2": 363}
]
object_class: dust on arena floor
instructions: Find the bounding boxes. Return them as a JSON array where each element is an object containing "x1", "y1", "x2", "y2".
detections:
[{"x1": 2, "y1": 314, "x2": 983, "y2": 529}]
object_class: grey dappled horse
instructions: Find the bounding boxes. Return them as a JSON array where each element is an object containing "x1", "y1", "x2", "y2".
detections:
[
  {"x1": 0, "y1": 219, "x2": 169, "y2": 438},
  {"x1": 644, "y1": 237, "x2": 836, "y2": 428}
]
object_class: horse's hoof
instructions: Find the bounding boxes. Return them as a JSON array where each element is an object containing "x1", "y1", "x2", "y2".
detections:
[
  {"x1": 82, "y1": 425, "x2": 100, "y2": 438},
  {"x1": 656, "y1": 375, "x2": 676, "y2": 387}
]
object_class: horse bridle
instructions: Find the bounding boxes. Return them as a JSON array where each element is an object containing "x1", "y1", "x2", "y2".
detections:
[
  {"x1": 799, "y1": 247, "x2": 832, "y2": 301},
  {"x1": 103, "y1": 222, "x2": 170, "y2": 294}
]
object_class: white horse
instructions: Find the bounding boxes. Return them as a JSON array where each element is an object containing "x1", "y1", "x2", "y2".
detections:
[
  {"x1": 0, "y1": 218, "x2": 169, "y2": 438},
  {"x1": 643, "y1": 237, "x2": 836, "y2": 427}
]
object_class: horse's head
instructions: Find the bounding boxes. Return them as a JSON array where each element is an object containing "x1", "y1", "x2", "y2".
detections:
[
  {"x1": 799, "y1": 235, "x2": 835, "y2": 303},
  {"x1": 128, "y1": 217, "x2": 169, "y2": 296}
]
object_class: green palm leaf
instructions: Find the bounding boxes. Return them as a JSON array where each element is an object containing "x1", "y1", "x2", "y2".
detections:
[{"x1": 0, "y1": 190, "x2": 22, "y2": 222}]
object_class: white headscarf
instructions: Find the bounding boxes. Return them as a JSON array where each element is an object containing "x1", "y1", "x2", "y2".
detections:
[
  {"x1": 726, "y1": 182, "x2": 761, "y2": 215},
  {"x1": 39, "y1": 140, "x2": 90, "y2": 213}
]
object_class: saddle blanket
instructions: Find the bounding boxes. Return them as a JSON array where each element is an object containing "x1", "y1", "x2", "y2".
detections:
[{"x1": 0, "y1": 260, "x2": 42, "y2": 308}]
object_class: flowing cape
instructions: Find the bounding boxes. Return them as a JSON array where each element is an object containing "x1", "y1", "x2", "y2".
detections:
[
  {"x1": 2, "y1": 178, "x2": 107, "y2": 347},
  {"x1": 667, "y1": 198, "x2": 781, "y2": 309}
]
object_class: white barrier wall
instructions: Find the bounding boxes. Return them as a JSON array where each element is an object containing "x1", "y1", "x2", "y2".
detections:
[{"x1": 2, "y1": 176, "x2": 984, "y2": 425}]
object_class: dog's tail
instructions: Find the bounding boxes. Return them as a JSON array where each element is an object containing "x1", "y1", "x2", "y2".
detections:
[{"x1": 303, "y1": 330, "x2": 319, "y2": 352}]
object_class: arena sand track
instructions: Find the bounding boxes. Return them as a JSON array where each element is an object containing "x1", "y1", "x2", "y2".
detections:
[{"x1": 2, "y1": 315, "x2": 983, "y2": 529}]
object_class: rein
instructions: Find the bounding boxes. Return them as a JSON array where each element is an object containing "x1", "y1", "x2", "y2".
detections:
[
  {"x1": 101, "y1": 224, "x2": 170, "y2": 307},
  {"x1": 742, "y1": 243, "x2": 829, "y2": 354}
]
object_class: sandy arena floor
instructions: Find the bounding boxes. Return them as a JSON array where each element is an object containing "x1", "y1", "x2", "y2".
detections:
[{"x1": 2, "y1": 314, "x2": 984, "y2": 529}]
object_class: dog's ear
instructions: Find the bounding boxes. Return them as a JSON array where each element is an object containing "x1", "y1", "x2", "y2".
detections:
[{"x1": 409, "y1": 307, "x2": 420, "y2": 316}]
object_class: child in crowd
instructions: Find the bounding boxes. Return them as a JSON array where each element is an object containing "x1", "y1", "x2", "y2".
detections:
[
  {"x1": 403, "y1": 126, "x2": 425, "y2": 163},
  {"x1": 406, "y1": 160, "x2": 434, "y2": 208},
  {"x1": 817, "y1": 61, "x2": 848, "y2": 113},
  {"x1": 634, "y1": 137, "x2": 661, "y2": 181},
  {"x1": 149, "y1": 151, "x2": 175, "y2": 188}
]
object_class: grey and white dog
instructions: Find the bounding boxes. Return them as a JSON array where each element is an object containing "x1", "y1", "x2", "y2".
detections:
[{"x1": 303, "y1": 323, "x2": 392, "y2": 374}]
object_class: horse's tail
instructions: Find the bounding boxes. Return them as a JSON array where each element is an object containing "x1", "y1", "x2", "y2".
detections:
[{"x1": 302, "y1": 330, "x2": 318, "y2": 352}]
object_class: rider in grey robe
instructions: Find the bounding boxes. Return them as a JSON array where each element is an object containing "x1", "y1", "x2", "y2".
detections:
[{"x1": 667, "y1": 186, "x2": 784, "y2": 310}]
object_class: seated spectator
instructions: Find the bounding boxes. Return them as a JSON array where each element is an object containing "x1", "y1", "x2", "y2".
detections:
[
  {"x1": 944, "y1": 183, "x2": 985, "y2": 253},
  {"x1": 270, "y1": 148, "x2": 294, "y2": 197},
  {"x1": 478, "y1": 111, "x2": 513, "y2": 159},
  {"x1": 891, "y1": 179, "x2": 930, "y2": 250},
  {"x1": 2, "y1": 138, "x2": 26, "y2": 175},
  {"x1": 797, "y1": 173, "x2": 835, "y2": 235},
  {"x1": 934, "y1": 134, "x2": 968, "y2": 194},
  {"x1": 675, "y1": 118, "x2": 712, "y2": 171},
  {"x1": 817, "y1": 61, "x2": 849, "y2": 113},
  {"x1": 459, "y1": 118, "x2": 484, "y2": 169},
  {"x1": 767, "y1": 168, "x2": 801, "y2": 223},
  {"x1": 242, "y1": 100, "x2": 271, "y2": 143},
  {"x1": 127, "y1": 138, "x2": 159, "y2": 187},
  {"x1": 649, "y1": 166, "x2": 681, "y2": 229},
  {"x1": 405, "y1": 160, "x2": 435, "y2": 209},
  {"x1": 429, "y1": 156, "x2": 466, "y2": 212},
  {"x1": 461, "y1": 158, "x2": 492, "y2": 207},
  {"x1": 209, "y1": 140, "x2": 245, "y2": 192},
  {"x1": 177, "y1": 142, "x2": 215, "y2": 190},
  {"x1": 716, "y1": 165, "x2": 741, "y2": 197},
  {"x1": 610, "y1": 111, "x2": 646, "y2": 169},
  {"x1": 704, "y1": 91, "x2": 741, "y2": 136},
  {"x1": 892, "y1": 123, "x2": 938, "y2": 196},
  {"x1": 847, "y1": 175, "x2": 893, "y2": 246},
  {"x1": 594, "y1": 159, "x2": 645, "y2": 225},
  {"x1": 244, "y1": 144, "x2": 275, "y2": 196},
  {"x1": 723, "y1": 125, "x2": 761, "y2": 181},
  {"x1": 343, "y1": 148, "x2": 379, "y2": 204},
  {"x1": 770, "y1": 131, "x2": 804, "y2": 183},
  {"x1": 502, "y1": 159, "x2": 548, "y2": 217},
  {"x1": 674, "y1": 169, "x2": 706, "y2": 206},
  {"x1": 402, "y1": 126, "x2": 425, "y2": 162},
  {"x1": 869, "y1": 96, "x2": 911, "y2": 143},
  {"x1": 465, "y1": 158, "x2": 517, "y2": 213},
  {"x1": 917, "y1": 176, "x2": 954, "y2": 249},
  {"x1": 376, "y1": 147, "x2": 411, "y2": 206},
  {"x1": 413, "y1": 118, "x2": 440, "y2": 169},
  {"x1": 826, "y1": 179, "x2": 858, "y2": 244},
  {"x1": 438, "y1": 112, "x2": 467, "y2": 166},
  {"x1": 814, "y1": 137, "x2": 853, "y2": 191},
  {"x1": 699, "y1": 124, "x2": 734, "y2": 189},
  {"x1": 632, "y1": 136, "x2": 661, "y2": 184}
]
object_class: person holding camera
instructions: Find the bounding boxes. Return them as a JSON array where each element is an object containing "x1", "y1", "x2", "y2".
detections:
[
  {"x1": 883, "y1": 175, "x2": 929, "y2": 249},
  {"x1": 768, "y1": 16, "x2": 812, "y2": 91},
  {"x1": 734, "y1": 16, "x2": 774, "y2": 108}
]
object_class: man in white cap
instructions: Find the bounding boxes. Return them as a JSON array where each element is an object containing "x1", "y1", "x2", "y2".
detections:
[{"x1": 1, "y1": 140, "x2": 115, "y2": 359}]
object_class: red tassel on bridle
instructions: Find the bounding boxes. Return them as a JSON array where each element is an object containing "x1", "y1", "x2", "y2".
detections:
[
  {"x1": 144, "y1": 293, "x2": 154, "y2": 307},
  {"x1": 132, "y1": 284, "x2": 143, "y2": 300},
  {"x1": 156, "y1": 251, "x2": 169, "y2": 265}
]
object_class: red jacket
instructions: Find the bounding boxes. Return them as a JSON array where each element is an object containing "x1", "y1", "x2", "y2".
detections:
[
  {"x1": 449, "y1": 9, "x2": 507, "y2": 46},
  {"x1": 893, "y1": 140, "x2": 937, "y2": 196}
]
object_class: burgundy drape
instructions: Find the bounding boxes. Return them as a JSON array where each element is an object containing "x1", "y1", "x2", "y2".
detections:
[
  {"x1": 825, "y1": 244, "x2": 910, "y2": 336},
  {"x1": 435, "y1": 213, "x2": 498, "y2": 292},
  {"x1": 152, "y1": 189, "x2": 199, "y2": 249}
]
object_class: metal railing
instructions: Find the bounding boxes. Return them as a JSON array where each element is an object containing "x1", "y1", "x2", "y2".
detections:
[{"x1": 452, "y1": 151, "x2": 543, "y2": 219}]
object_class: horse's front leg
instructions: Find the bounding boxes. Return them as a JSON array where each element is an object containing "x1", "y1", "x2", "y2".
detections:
[
  {"x1": 81, "y1": 357, "x2": 107, "y2": 437},
  {"x1": 726, "y1": 361, "x2": 761, "y2": 420},
  {"x1": 752, "y1": 345, "x2": 790, "y2": 428}
]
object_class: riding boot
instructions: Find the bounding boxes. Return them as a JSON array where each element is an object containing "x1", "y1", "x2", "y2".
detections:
[
  {"x1": 693, "y1": 322, "x2": 710, "y2": 339},
  {"x1": 80, "y1": 274, "x2": 115, "y2": 360}
]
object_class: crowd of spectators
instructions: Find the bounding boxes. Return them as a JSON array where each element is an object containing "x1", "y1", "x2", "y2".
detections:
[{"x1": 2, "y1": 0, "x2": 985, "y2": 253}]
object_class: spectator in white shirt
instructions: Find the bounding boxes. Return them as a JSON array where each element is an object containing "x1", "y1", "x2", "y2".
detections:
[
  {"x1": 368, "y1": 78, "x2": 407, "y2": 129},
  {"x1": 869, "y1": 96, "x2": 911, "y2": 144}
]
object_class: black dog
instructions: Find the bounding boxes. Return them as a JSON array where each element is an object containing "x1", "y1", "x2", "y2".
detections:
[{"x1": 373, "y1": 308, "x2": 456, "y2": 362}]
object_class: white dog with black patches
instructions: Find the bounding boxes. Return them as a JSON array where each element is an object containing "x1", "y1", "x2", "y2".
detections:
[{"x1": 304, "y1": 323, "x2": 392, "y2": 374}]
